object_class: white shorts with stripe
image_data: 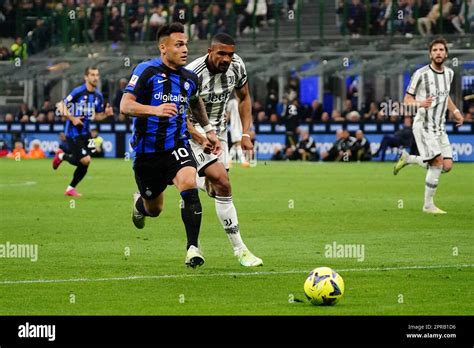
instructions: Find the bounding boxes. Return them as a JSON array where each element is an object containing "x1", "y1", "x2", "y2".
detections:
[
  {"x1": 413, "y1": 126, "x2": 452, "y2": 162},
  {"x1": 189, "y1": 131, "x2": 229, "y2": 176}
]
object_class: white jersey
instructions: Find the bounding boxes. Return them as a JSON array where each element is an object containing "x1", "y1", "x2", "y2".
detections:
[
  {"x1": 185, "y1": 53, "x2": 248, "y2": 135},
  {"x1": 406, "y1": 64, "x2": 453, "y2": 135}
]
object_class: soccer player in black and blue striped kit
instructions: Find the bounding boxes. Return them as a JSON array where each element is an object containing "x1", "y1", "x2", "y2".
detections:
[
  {"x1": 120, "y1": 23, "x2": 221, "y2": 268},
  {"x1": 52, "y1": 67, "x2": 114, "y2": 196}
]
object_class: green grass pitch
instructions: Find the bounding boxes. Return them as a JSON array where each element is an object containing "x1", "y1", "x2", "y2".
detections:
[{"x1": 0, "y1": 158, "x2": 473, "y2": 315}]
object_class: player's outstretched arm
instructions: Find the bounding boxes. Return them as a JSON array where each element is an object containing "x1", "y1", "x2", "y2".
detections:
[
  {"x1": 404, "y1": 94, "x2": 432, "y2": 109},
  {"x1": 447, "y1": 96, "x2": 464, "y2": 127},
  {"x1": 56, "y1": 101, "x2": 83, "y2": 126},
  {"x1": 235, "y1": 83, "x2": 253, "y2": 151},
  {"x1": 120, "y1": 93, "x2": 178, "y2": 118},
  {"x1": 94, "y1": 103, "x2": 114, "y2": 121},
  {"x1": 188, "y1": 96, "x2": 221, "y2": 155},
  {"x1": 188, "y1": 96, "x2": 211, "y2": 128},
  {"x1": 187, "y1": 119, "x2": 213, "y2": 154}
]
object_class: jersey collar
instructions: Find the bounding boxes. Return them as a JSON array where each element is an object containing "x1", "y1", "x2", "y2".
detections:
[{"x1": 429, "y1": 64, "x2": 445, "y2": 74}]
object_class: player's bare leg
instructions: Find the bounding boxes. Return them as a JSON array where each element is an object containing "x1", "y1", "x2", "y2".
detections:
[
  {"x1": 132, "y1": 192, "x2": 164, "y2": 229},
  {"x1": 195, "y1": 175, "x2": 216, "y2": 198},
  {"x1": 394, "y1": 152, "x2": 454, "y2": 175},
  {"x1": 204, "y1": 161, "x2": 263, "y2": 267},
  {"x1": 173, "y1": 167, "x2": 205, "y2": 268},
  {"x1": 394, "y1": 150, "x2": 428, "y2": 175},
  {"x1": 423, "y1": 155, "x2": 446, "y2": 214},
  {"x1": 442, "y1": 158, "x2": 453, "y2": 173},
  {"x1": 60, "y1": 154, "x2": 91, "y2": 197}
]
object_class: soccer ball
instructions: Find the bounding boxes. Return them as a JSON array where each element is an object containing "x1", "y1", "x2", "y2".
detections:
[{"x1": 304, "y1": 267, "x2": 344, "y2": 306}]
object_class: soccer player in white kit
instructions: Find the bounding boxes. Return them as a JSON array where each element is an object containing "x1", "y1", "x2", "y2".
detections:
[
  {"x1": 185, "y1": 33, "x2": 263, "y2": 266},
  {"x1": 394, "y1": 38, "x2": 464, "y2": 214},
  {"x1": 227, "y1": 95, "x2": 249, "y2": 166}
]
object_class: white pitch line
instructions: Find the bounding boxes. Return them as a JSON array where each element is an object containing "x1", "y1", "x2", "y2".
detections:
[
  {"x1": 0, "y1": 181, "x2": 37, "y2": 188},
  {"x1": 0, "y1": 264, "x2": 472, "y2": 285}
]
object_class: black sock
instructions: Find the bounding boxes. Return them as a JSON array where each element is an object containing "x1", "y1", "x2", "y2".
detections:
[
  {"x1": 70, "y1": 165, "x2": 88, "y2": 188},
  {"x1": 180, "y1": 189, "x2": 202, "y2": 250},
  {"x1": 135, "y1": 196, "x2": 151, "y2": 216},
  {"x1": 62, "y1": 153, "x2": 79, "y2": 166}
]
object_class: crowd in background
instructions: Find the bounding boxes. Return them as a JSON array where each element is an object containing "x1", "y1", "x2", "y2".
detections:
[
  {"x1": 0, "y1": 77, "x2": 473, "y2": 125},
  {"x1": 0, "y1": 128, "x2": 105, "y2": 159},
  {"x1": 253, "y1": 95, "x2": 474, "y2": 125},
  {"x1": 271, "y1": 127, "x2": 374, "y2": 162},
  {"x1": 338, "y1": 0, "x2": 474, "y2": 37},
  {"x1": 254, "y1": 74, "x2": 474, "y2": 127},
  {"x1": 2, "y1": 0, "x2": 474, "y2": 60},
  {"x1": 1, "y1": 0, "x2": 473, "y2": 161},
  {"x1": 0, "y1": 0, "x2": 294, "y2": 60}
]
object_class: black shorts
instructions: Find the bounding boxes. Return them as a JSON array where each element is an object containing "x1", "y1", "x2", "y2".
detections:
[
  {"x1": 133, "y1": 143, "x2": 197, "y2": 200},
  {"x1": 67, "y1": 134, "x2": 93, "y2": 159}
]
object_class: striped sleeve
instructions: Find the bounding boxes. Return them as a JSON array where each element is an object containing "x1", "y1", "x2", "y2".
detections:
[
  {"x1": 186, "y1": 70, "x2": 199, "y2": 98},
  {"x1": 406, "y1": 69, "x2": 422, "y2": 97},
  {"x1": 234, "y1": 55, "x2": 248, "y2": 89},
  {"x1": 95, "y1": 93, "x2": 104, "y2": 113},
  {"x1": 185, "y1": 56, "x2": 205, "y2": 72},
  {"x1": 124, "y1": 63, "x2": 154, "y2": 97},
  {"x1": 64, "y1": 85, "x2": 83, "y2": 104}
]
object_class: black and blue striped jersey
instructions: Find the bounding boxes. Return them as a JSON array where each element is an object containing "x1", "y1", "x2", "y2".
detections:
[
  {"x1": 125, "y1": 58, "x2": 199, "y2": 154},
  {"x1": 63, "y1": 83, "x2": 104, "y2": 138}
]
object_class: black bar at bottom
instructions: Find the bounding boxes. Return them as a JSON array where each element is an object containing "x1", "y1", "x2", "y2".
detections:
[{"x1": 0, "y1": 316, "x2": 472, "y2": 345}]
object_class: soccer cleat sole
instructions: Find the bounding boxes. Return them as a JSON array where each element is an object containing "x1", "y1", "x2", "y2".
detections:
[
  {"x1": 132, "y1": 214, "x2": 145, "y2": 229},
  {"x1": 132, "y1": 194, "x2": 145, "y2": 229},
  {"x1": 186, "y1": 257, "x2": 205, "y2": 268}
]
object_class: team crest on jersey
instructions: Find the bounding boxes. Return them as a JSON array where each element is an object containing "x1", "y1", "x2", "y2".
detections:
[
  {"x1": 184, "y1": 81, "x2": 190, "y2": 91},
  {"x1": 128, "y1": 74, "x2": 139, "y2": 87}
]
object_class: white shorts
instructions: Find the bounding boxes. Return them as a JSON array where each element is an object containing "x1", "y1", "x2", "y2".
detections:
[
  {"x1": 189, "y1": 133, "x2": 229, "y2": 176},
  {"x1": 413, "y1": 127, "x2": 453, "y2": 162}
]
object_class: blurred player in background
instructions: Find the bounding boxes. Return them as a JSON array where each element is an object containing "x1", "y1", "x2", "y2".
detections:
[
  {"x1": 121, "y1": 23, "x2": 220, "y2": 268},
  {"x1": 226, "y1": 94, "x2": 249, "y2": 166},
  {"x1": 52, "y1": 67, "x2": 114, "y2": 197},
  {"x1": 394, "y1": 38, "x2": 464, "y2": 214},
  {"x1": 186, "y1": 33, "x2": 263, "y2": 267},
  {"x1": 89, "y1": 129, "x2": 104, "y2": 158}
]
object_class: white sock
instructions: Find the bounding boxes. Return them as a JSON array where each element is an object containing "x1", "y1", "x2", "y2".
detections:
[
  {"x1": 215, "y1": 195, "x2": 247, "y2": 255},
  {"x1": 407, "y1": 155, "x2": 428, "y2": 169},
  {"x1": 236, "y1": 145, "x2": 247, "y2": 163},
  {"x1": 229, "y1": 145, "x2": 237, "y2": 163},
  {"x1": 424, "y1": 166, "x2": 442, "y2": 208},
  {"x1": 59, "y1": 152, "x2": 65, "y2": 160},
  {"x1": 196, "y1": 175, "x2": 206, "y2": 192},
  {"x1": 66, "y1": 185, "x2": 74, "y2": 191}
]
